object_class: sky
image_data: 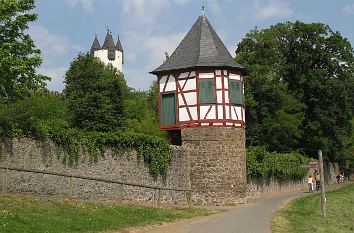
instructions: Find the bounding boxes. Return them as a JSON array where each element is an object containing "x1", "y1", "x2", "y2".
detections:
[{"x1": 30, "y1": 0, "x2": 354, "y2": 92}]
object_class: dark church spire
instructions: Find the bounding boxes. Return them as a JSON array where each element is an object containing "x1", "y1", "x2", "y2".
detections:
[
  {"x1": 102, "y1": 29, "x2": 116, "y2": 60},
  {"x1": 90, "y1": 34, "x2": 101, "y2": 55},
  {"x1": 116, "y1": 35, "x2": 124, "y2": 64},
  {"x1": 116, "y1": 35, "x2": 123, "y2": 52},
  {"x1": 102, "y1": 29, "x2": 115, "y2": 49}
]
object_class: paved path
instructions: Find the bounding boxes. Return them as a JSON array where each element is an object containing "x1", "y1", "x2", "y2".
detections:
[
  {"x1": 140, "y1": 192, "x2": 302, "y2": 233},
  {"x1": 121, "y1": 183, "x2": 347, "y2": 233}
]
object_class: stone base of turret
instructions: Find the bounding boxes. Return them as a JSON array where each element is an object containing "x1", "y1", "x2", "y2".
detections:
[{"x1": 182, "y1": 127, "x2": 247, "y2": 205}]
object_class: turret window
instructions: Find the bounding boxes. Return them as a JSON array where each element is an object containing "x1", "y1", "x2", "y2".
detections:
[
  {"x1": 161, "y1": 93, "x2": 176, "y2": 126},
  {"x1": 198, "y1": 80, "x2": 216, "y2": 104},
  {"x1": 229, "y1": 80, "x2": 244, "y2": 105}
]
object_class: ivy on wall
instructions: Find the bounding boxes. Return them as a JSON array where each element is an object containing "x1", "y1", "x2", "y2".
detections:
[
  {"x1": 0, "y1": 128, "x2": 172, "y2": 179},
  {"x1": 49, "y1": 129, "x2": 172, "y2": 178}
]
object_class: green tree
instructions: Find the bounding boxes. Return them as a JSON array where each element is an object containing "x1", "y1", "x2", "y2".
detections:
[
  {"x1": 236, "y1": 28, "x2": 304, "y2": 152},
  {"x1": 236, "y1": 21, "x2": 354, "y2": 162},
  {"x1": 0, "y1": 0, "x2": 48, "y2": 103},
  {"x1": 124, "y1": 87, "x2": 164, "y2": 138},
  {"x1": 340, "y1": 118, "x2": 354, "y2": 177},
  {"x1": 65, "y1": 53, "x2": 127, "y2": 132},
  {"x1": 147, "y1": 80, "x2": 158, "y2": 114}
]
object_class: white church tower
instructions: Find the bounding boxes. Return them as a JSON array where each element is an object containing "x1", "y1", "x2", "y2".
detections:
[{"x1": 90, "y1": 29, "x2": 124, "y2": 72}]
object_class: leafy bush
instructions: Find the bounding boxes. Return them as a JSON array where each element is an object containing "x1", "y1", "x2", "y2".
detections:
[
  {"x1": 0, "y1": 93, "x2": 70, "y2": 139},
  {"x1": 247, "y1": 147, "x2": 310, "y2": 181}
]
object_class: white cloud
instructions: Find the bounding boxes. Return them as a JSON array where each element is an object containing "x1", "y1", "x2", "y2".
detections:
[
  {"x1": 67, "y1": 0, "x2": 96, "y2": 12},
  {"x1": 343, "y1": 3, "x2": 354, "y2": 14},
  {"x1": 254, "y1": 0, "x2": 293, "y2": 20},
  {"x1": 29, "y1": 25, "x2": 84, "y2": 92},
  {"x1": 38, "y1": 67, "x2": 67, "y2": 92},
  {"x1": 207, "y1": 0, "x2": 222, "y2": 17},
  {"x1": 124, "y1": 68, "x2": 155, "y2": 91},
  {"x1": 29, "y1": 25, "x2": 70, "y2": 57},
  {"x1": 121, "y1": 30, "x2": 185, "y2": 90},
  {"x1": 174, "y1": 0, "x2": 191, "y2": 5},
  {"x1": 119, "y1": 0, "x2": 169, "y2": 26},
  {"x1": 143, "y1": 32, "x2": 185, "y2": 65}
]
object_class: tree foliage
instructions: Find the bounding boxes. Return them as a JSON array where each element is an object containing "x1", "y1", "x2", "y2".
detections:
[
  {"x1": 247, "y1": 147, "x2": 310, "y2": 181},
  {"x1": 0, "y1": 0, "x2": 48, "y2": 103},
  {"x1": 124, "y1": 88, "x2": 164, "y2": 138},
  {"x1": 147, "y1": 80, "x2": 159, "y2": 114},
  {"x1": 65, "y1": 53, "x2": 127, "y2": 132},
  {"x1": 236, "y1": 21, "x2": 354, "y2": 164},
  {"x1": 0, "y1": 93, "x2": 70, "y2": 139}
]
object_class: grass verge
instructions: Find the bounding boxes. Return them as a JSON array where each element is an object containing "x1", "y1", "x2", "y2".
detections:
[
  {"x1": 0, "y1": 194, "x2": 217, "y2": 233},
  {"x1": 272, "y1": 183, "x2": 354, "y2": 233}
]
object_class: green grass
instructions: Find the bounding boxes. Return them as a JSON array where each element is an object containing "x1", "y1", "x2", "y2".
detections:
[
  {"x1": 0, "y1": 194, "x2": 216, "y2": 233},
  {"x1": 272, "y1": 183, "x2": 354, "y2": 233}
]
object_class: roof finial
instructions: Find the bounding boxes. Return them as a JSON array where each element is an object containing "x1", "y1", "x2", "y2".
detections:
[{"x1": 201, "y1": 5, "x2": 205, "y2": 16}]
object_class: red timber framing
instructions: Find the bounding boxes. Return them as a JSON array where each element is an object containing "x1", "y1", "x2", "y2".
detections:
[{"x1": 158, "y1": 69, "x2": 245, "y2": 131}]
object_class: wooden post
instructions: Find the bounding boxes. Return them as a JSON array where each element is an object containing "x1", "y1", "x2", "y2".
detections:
[
  {"x1": 172, "y1": 190, "x2": 176, "y2": 205},
  {"x1": 4, "y1": 165, "x2": 8, "y2": 194},
  {"x1": 157, "y1": 188, "x2": 161, "y2": 207},
  {"x1": 318, "y1": 150, "x2": 327, "y2": 218},
  {"x1": 70, "y1": 176, "x2": 74, "y2": 198},
  {"x1": 186, "y1": 191, "x2": 192, "y2": 207},
  {"x1": 118, "y1": 184, "x2": 124, "y2": 203}
]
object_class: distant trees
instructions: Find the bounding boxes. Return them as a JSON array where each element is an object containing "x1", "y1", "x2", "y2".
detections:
[
  {"x1": 0, "y1": 0, "x2": 48, "y2": 103},
  {"x1": 236, "y1": 21, "x2": 354, "y2": 165},
  {"x1": 65, "y1": 53, "x2": 127, "y2": 132}
]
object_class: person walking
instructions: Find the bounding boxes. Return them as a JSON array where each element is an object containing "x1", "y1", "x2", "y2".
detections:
[
  {"x1": 314, "y1": 171, "x2": 321, "y2": 191},
  {"x1": 336, "y1": 173, "x2": 340, "y2": 184},
  {"x1": 308, "y1": 175, "x2": 314, "y2": 192}
]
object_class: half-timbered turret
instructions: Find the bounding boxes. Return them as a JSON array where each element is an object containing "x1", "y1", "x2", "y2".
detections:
[
  {"x1": 151, "y1": 11, "x2": 246, "y2": 133},
  {"x1": 151, "y1": 9, "x2": 247, "y2": 206}
]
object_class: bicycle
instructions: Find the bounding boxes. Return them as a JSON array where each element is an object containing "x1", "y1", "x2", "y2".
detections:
[{"x1": 308, "y1": 183, "x2": 314, "y2": 192}]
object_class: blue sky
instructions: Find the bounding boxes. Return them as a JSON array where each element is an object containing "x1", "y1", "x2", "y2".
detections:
[{"x1": 30, "y1": 0, "x2": 354, "y2": 92}]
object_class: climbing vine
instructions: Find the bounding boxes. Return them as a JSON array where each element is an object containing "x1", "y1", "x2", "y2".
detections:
[
  {"x1": 246, "y1": 147, "x2": 310, "y2": 181},
  {"x1": 48, "y1": 128, "x2": 171, "y2": 178}
]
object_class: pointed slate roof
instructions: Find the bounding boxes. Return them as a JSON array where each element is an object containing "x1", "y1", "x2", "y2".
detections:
[
  {"x1": 102, "y1": 30, "x2": 115, "y2": 49},
  {"x1": 116, "y1": 36, "x2": 123, "y2": 52},
  {"x1": 90, "y1": 35, "x2": 101, "y2": 54},
  {"x1": 150, "y1": 14, "x2": 244, "y2": 74}
]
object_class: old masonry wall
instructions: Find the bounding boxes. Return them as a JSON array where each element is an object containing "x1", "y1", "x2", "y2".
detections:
[
  {"x1": 0, "y1": 137, "x2": 323, "y2": 205},
  {"x1": 0, "y1": 138, "x2": 191, "y2": 205}
]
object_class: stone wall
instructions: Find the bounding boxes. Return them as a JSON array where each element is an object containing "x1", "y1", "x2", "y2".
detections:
[
  {"x1": 324, "y1": 161, "x2": 340, "y2": 184},
  {"x1": 247, "y1": 178, "x2": 307, "y2": 199},
  {"x1": 0, "y1": 137, "x2": 340, "y2": 206},
  {"x1": 181, "y1": 127, "x2": 247, "y2": 206},
  {"x1": 247, "y1": 160, "x2": 340, "y2": 199},
  {"x1": 0, "y1": 138, "x2": 191, "y2": 205}
]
